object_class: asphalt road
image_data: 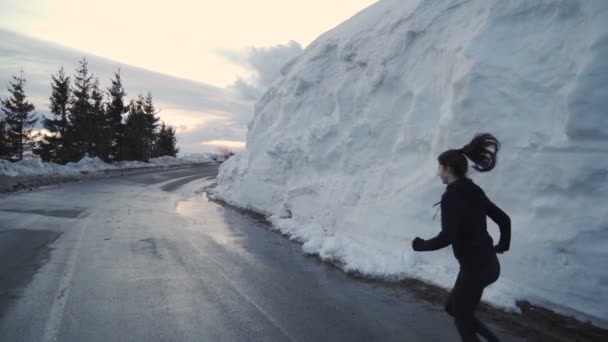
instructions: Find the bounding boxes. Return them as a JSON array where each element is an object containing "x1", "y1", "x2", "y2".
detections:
[{"x1": 0, "y1": 165, "x2": 525, "y2": 341}]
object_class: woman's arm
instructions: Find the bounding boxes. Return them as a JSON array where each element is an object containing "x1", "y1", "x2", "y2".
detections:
[
  {"x1": 413, "y1": 191, "x2": 461, "y2": 251},
  {"x1": 486, "y1": 197, "x2": 511, "y2": 253}
]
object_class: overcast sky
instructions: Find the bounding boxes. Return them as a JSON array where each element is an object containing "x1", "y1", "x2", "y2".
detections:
[{"x1": 0, "y1": 0, "x2": 377, "y2": 154}]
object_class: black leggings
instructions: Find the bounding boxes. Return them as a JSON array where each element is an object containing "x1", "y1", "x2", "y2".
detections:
[{"x1": 445, "y1": 255, "x2": 501, "y2": 342}]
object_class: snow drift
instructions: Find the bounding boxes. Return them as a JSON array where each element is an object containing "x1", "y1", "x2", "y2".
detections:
[{"x1": 212, "y1": 0, "x2": 608, "y2": 326}]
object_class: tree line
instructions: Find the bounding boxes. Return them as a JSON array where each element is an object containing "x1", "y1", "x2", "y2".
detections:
[{"x1": 0, "y1": 58, "x2": 179, "y2": 164}]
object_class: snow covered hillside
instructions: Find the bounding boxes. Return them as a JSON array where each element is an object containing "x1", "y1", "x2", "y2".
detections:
[{"x1": 212, "y1": 0, "x2": 608, "y2": 326}]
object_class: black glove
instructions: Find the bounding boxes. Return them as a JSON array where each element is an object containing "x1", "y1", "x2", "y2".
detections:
[
  {"x1": 494, "y1": 244, "x2": 509, "y2": 254},
  {"x1": 412, "y1": 237, "x2": 425, "y2": 251}
]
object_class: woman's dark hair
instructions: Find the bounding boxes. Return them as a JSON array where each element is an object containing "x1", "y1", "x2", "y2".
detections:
[{"x1": 438, "y1": 133, "x2": 501, "y2": 178}]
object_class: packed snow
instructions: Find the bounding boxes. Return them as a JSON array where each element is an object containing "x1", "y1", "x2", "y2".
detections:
[
  {"x1": 212, "y1": 0, "x2": 608, "y2": 327},
  {"x1": 0, "y1": 158, "x2": 81, "y2": 178}
]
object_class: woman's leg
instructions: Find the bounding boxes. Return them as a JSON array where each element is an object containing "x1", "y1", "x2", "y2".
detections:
[
  {"x1": 472, "y1": 255, "x2": 501, "y2": 342},
  {"x1": 447, "y1": 290, "x2": 499, "y2": 342},
  {"x1": 473, "y1": 317, "x2": 499, "y2": 342},
  {"x1": 452, "y1": 271, "x2": 483, "y2": 342},
  {"x1": 447, "y1": 257, "x2": 502, "y2": 342}
]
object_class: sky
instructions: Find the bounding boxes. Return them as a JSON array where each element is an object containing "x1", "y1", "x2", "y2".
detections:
[
  {"x1": 0, "y1": 0, "x2": 377, "y2": 87},
  {"x1": 0, "y1": 0, "x2": 378, "y2": 154}
]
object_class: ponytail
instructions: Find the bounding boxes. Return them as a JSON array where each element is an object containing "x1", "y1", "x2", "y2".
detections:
[
  {"x1": 438, "y1": 133, "x2": 501, "y2": 178},
  {"x1": 460, "y1": 133, "x2": 500, "y2": 172}
]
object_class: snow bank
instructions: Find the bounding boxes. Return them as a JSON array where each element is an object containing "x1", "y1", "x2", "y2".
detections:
[
  {"x1": 0, "y1": 158, "x2": 81, "y2": 178},
  {"x1": 174, "y1": 153, "x2": 224, "y2": 164},
  {"x1": 0, "y1": 154, "x2": 219, "y2": 191},
  {"x1": 65, "y1": 156, "x2": 118, "y2": 172},
  {"x1": 213, "y1": 0, "x2": 608, "y2": 326},
  {"x1": 113, "y1": 155, "x2": 219, "y2": 169}
]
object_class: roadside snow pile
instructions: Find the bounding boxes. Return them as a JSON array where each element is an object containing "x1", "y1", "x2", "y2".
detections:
[
  {"x1": 65, "y1": 156, "x2": 118, "y2": 172},
  {"x1": 213, "y1": 0, "x2": 608, "y2": 327},
  {"x1": 0, "y1": 155, "x2": 218, "y2": 178},
  {"x1": 0, "y1": 154, "x2": 219, "y2": 192},
  {"x1": 113, "y1": 154, "x2": 220, "y2": 168},
  {"x1": 0, "y1": 158, "x2": 80, "y2": 177},
  {"x1": 179, "y1": 153, "x2": 226, "y2": 163}
]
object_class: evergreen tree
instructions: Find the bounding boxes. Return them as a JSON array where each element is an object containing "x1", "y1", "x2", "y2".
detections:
[
  {"x1": 122, "y1": 97, "x2": 146, "y2": 161},
  {"x1": 68, "y1": 57, "x2": 94, "y2": 161},
  {"x1": 142, "y1": 92, "x2": 159, "y2": 161},
  {"x1": 35, "y1": 67, "x2": 71, "y2": 163},
  {"x1": 106, "y1": 70, "x2": 127, "y2": 162},
  {"x1": 154, "y1": 122, "x2": 179, "y2": 157},
  {"x1": 0, "y1": 119, "x2": 9, "y2": 159},
  {"x1": 0, "y1": 70, "x2": 38, "y2": 161},
  {"x1": 89, "y1": 78, "x2": 112, "y2": 160}
]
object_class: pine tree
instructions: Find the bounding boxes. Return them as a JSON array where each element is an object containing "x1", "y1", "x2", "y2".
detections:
[
  {"x1": 154, "y1": 122, "x2": 179, "y2": 157},
  {"x1": 0, "y1": 70, "x2": 38, "y2": 161},
  {"x1": 0, "y1": 119, "x2": 9, "y2": 159},
  {"x1": 122, "y1": 97, "x2": 146, "y2": 161},
  {"x1": 106, "y1": 70, "x2": 127, "y2": 162},
  {"x1": 68, "y1": 57, "x2": 94, "y2": 161},
  {"x1": 35, "y1": 67, "x2": 71, "y2": 163},
  {"x1": 89, "y1": 78, "x2": 112, "y2": 161},
  {"x1": 142, "y1": 92, "x2": 159, "y2": 161}
]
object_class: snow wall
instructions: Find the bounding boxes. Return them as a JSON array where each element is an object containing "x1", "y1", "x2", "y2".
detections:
[{"x1": 213, "y1": 0, "x2": 608, "y2": 326}]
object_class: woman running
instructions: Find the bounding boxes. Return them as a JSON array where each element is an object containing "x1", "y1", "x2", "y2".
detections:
[{"x1": 412, "y1": 133, "x2": 511, "y2": 342}]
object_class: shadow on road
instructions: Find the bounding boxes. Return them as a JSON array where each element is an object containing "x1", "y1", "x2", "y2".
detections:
[{"x1": 0, "y1": 229, "x2": 62, "y2": 319}]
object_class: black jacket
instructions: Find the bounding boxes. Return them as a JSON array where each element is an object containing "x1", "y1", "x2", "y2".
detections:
[{"x1": 418, "y1": 177, "x2": 511, "y2": 263}]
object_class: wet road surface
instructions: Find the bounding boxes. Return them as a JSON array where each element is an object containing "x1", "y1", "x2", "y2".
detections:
[{"x1": 0, "y1": 165, "x2": 525, "y2": 341}]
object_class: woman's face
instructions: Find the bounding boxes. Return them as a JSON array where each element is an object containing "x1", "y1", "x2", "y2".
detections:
[{"x1": 438, "y1": 163, "x2": 451, "y2": 184}]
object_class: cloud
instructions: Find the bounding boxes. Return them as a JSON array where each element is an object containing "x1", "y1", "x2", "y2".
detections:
[
  {"x1": 229, "y1": 78, "x2": 264, "y2": 101},
  {"x1": 220, "y1": 41, "x2": 303, "y2": 100},
  {"x1": 246, "y1": 41, "x2": 303, "y2": 87}
]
